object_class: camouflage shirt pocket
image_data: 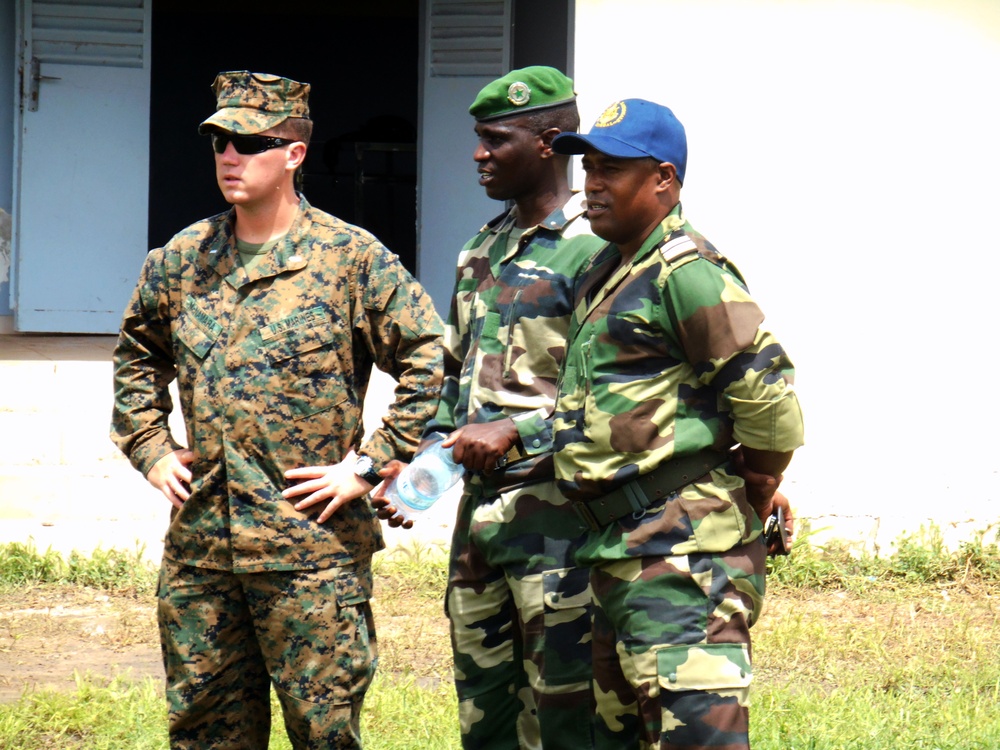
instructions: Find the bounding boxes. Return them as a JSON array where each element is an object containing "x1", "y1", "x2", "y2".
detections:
[
  {"x1": 260, "y1": 318, "x2": 336, "y2": 366},
  {"x1": 175, "y1": 298, "x2": 222, "y2": 359},
  {"x1": 259, "y1": 319, "x2": 345, "y2": 420}
]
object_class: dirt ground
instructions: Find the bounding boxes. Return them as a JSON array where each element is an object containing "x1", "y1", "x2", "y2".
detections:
[
  {"x1": 0, "y1": 579, "x2": 451, "y2": 703},
  {"x1": 0, "y1": 586, "x2": 162, "y2": 701},
  {"x1": 2, "y1": 578, "x2": 997, "y2": 705}
]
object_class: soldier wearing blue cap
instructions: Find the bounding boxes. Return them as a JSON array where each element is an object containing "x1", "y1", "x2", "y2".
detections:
[
  {"x1": 111, "y1": 71, "x2": 443, "y2": 749},
  {"x1": 375, "y1": 66, "x2": 604, "y2": 749},
  {"x1": 550, "y1": 100, "x2": 805, "y2": 749}
]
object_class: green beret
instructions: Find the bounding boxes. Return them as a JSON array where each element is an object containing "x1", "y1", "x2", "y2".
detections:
[
  {"x1": 469, "y1": 66, "x2": 576, "y2": 122},
  {"x1": 198, "y1": 70, "x2": 310, "y2": 135}
]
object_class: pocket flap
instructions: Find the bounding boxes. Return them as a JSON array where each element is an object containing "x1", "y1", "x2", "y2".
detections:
[
  {"x1": 543, "y1": 566, "x2": 591, "y2": 612},
  {"x1": 176, "y1": 300, "x2": 221, "y2": 359},
  {"x1": 261, "y1": 321, "x2": 336, "y2": 364},
  {"x1": 657, "y1": 642, "x2": 752, "y2": 691},
  {"x1": 335, "y1": 565, "x2": 374, "y2": 606}
]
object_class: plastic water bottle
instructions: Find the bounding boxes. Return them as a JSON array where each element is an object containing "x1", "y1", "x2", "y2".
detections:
[{"x1": 384, "y1": 442, "x2": 464, "y2": 521}]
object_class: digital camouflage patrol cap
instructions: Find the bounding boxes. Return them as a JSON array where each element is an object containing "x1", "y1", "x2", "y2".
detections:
[
  {"x1": 198, "y1": 70, "x2": 311, "y2": 135},
  {"x1": 469, "y1": 66, "x2": 576, "y2": 122}
]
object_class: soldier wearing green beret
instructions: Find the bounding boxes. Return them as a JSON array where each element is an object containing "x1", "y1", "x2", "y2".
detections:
[
  {"x1": 111, "y1": 70, "x2": 444, "y2": 749},
  {"x1": 374, "y1": 65, "x2": 603, "y2": 749}
]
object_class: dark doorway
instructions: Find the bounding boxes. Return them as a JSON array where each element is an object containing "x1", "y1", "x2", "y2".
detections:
[{"x1": 147, "y1": 1, "x2": 420, "y2": 273}]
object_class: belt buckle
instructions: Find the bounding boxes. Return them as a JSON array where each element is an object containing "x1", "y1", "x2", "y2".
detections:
[
  {"x1": 494, "y1": 442, "x2": 525, "y2": 471},
  {"x1": 573, "y1": 501, "x2": 602, "y2": 532}
]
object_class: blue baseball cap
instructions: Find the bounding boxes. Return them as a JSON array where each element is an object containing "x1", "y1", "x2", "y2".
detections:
[{"x1": 552, "y1": 98, "x2": 687, "y2": 183}]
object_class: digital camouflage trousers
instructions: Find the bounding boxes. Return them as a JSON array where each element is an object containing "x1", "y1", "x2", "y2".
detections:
[{"x1": 158, "y1": 558, "x2": 377, "y2": 749}]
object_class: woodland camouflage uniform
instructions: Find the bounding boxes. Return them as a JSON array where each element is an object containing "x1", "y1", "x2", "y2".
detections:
[
  {"x1": 553, "y1": 205, "x2": 804, "y2": 749},
  {"x1": 426, "y1": 191, "x2": 606, "y2": 749}
]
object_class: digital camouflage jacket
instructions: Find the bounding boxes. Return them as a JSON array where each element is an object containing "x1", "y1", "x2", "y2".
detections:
[
  {"x1": 425, "y1": 192, "x2": 607, "y2": 490},
  {"x1": 111, "y1": 197, "x2": 443, "y2": 573},
  {"x1": 553, "y1": 205, "x2": 804, "y2": 555}
]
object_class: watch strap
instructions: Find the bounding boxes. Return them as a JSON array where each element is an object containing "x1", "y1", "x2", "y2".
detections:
[{"x1": 354, "y1": 456, "x2": 382, "y2": 486}]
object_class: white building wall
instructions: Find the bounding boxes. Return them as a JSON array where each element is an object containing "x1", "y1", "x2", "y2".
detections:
[{"x1": 573, "y1": 0, "x2": 1000, "y2": 551}]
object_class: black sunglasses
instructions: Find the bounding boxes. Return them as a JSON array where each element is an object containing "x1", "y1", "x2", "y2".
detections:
[{"x1": 211, "y1": 133, "x2": 297, "y2": 155}]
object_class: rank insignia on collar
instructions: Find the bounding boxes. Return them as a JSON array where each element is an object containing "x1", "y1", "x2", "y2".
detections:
[{"x1": 507, "y1": 81, "x2": 531, "y2": 106}]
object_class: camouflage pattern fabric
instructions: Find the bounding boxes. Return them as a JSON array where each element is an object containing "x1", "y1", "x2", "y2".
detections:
[
  {"x1": 111, "y1": 195, "x2": 443, "y2": 574},
  {"x1": 112, "y1": 195, "x2": 441, "y2": 748},
  {"x1": 426, "y1": 191, "x2": 605, "y2": 484},
  {"x1": 447, "y1": 479, "x2": 595, "y2": 750},
  {"x1": 199, "y1": 70, "x2": 310, "y2": 135},
  {"x1": 552, "y1": 205, "x2": 804, "y2": 748},
  {"x1": 159, "y1": 558, "x2": 376, "y2": 749},
  {"x1": 427, "y1": 193, "x2": 606, "y2": 749},
  {"x1": 589, "y1": 528, "x2": 765, "y2": 749}
]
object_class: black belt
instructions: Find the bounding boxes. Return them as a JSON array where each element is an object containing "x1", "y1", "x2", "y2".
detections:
[{"x1": 574, "y1": 449, "x2": 728, "y2": 531}]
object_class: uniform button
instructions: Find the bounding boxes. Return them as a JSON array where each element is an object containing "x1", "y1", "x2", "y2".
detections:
[
  {"x1": 532, "y1": 439, "x2": 541, "y2": 448},
  {"x1": 667, "y1": 673, "x2": 677, "y2": 683}
]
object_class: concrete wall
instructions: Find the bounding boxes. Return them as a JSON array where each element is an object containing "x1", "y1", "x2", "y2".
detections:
[
  {"x1": 573, "y1": 0, "x2": 1000, "y2": 551},
  {"x1": 1, "y1": 0, "x2": 15, "y2": 328}
]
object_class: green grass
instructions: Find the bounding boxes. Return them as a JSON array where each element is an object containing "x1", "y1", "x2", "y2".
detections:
[
  {"x1": 0, "y1": 540, "x2": 156, "y2": 596},
  {"x1": 0, "y1": 674, "x2": 459, "y2": 750},
  {"x1": 0, "y1": 674, "x2": 166, "y2": 750},
  {"x1": 1, "y1": 528, "x2": 998, "y2": 749}
]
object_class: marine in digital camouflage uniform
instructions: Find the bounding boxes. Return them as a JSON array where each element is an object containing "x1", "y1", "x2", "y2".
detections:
[
  {"x1": 420, "y1": 67, "x2": 605, "y2": 750},
  {"x1": 550, "y1": 100, "x2": 805, "y2": 749},
  {"x1": 111, "y1": 70, "x2": 443, "y2": 750}
]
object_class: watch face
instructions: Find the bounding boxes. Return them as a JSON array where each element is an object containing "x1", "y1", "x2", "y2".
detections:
[{"x1": 355, "y1": 456, "x2": 380, "y2": 485}]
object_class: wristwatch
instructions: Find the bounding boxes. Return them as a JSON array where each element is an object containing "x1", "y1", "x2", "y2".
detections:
[{"x1": 354, "y1": 455, "x2": 382, "y2": 486}]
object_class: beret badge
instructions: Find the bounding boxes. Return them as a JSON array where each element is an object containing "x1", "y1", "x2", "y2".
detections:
[{"x1": 507, "y1": 81, "x2": 532, "y2": 107}]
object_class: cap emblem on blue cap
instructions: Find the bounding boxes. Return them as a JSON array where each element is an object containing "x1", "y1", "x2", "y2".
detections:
[
  {"x1": 595, "y1": 101, "x2": 627, "y2": 128},
  {"x1": 507, "y1": 81, "x2": 531, "y2": 106}
]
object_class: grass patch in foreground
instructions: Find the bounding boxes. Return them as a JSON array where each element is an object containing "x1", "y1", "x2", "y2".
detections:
[
  {"x1": 1, "y1": 528, "x2": 998, "y2": 749},
  {"x1": 0, "y1": 674, "x2": 165, "y2": 750},
  {"x1": 0, "y1": 672, "x2": 458, "y2": 750},
  {"x1": 3, "y1": 670, "x2": 995, "y2": 749},
  {"x1": 0, "y1": 540, "x2": 156, "y2": 596},
  {"x1": 753, "y1": 681, "x2": 1000, "y2": 749}
]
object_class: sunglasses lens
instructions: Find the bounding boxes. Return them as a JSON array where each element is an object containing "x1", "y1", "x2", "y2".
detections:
[
  {"x1": 211, "y1": 134, "x2": 289, "y2": 155},
  {"x1": 233, "y1": 136, "x2": 266, "y2": 155}
]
